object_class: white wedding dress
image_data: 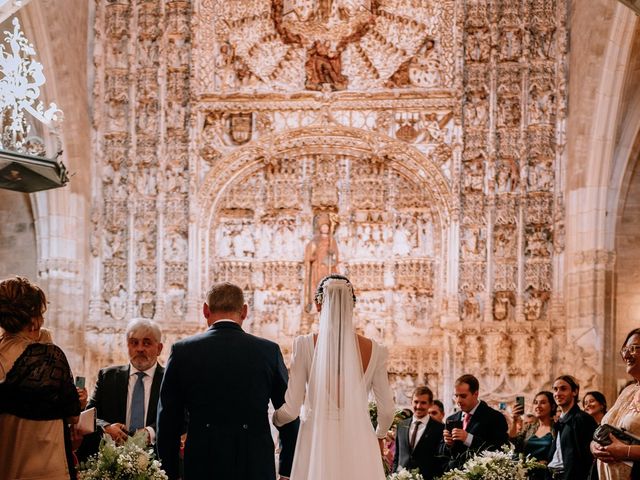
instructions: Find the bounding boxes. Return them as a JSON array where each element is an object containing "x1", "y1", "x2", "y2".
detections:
[{"x1": 273, "y1": 280, "x2": 395, "y2": 480}]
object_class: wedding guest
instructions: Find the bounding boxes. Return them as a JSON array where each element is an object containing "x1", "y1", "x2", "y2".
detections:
[
  {"x1": 158, "y1": 282, "x2": 298, "y2": 480},
  {"x1": 395, "y1": 386, "x2": 445, "y2": 480},
  {"x1": 0, "y1": 276, "x2": 80, "y2": 480},
  {"x1": 511, "y1": 391, "x2": 557, "y2": 465},
  {"x1": 523, "y1": 413, "x2": 537, "y2": 430},
  {"x1": 441, "y1": 374, "x2": 509, "y2": 471},
  {"x1": 592, "y1": 328, "x2": 640, "y2": 479},
  {"x1": 583, "y1": 391, "x2": 607, "y2": 425},
  {"x1": 428, "y1": 400, "x2": 445, "y2": 423},
  {"x1": 548, "y1": 375, "x2": 597, "y2": 479},
  {"x1": 76, "y1": 318, "x2": 165, "y2": 461}
]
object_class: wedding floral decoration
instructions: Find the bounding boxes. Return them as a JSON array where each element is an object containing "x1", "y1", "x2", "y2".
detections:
[
  {"x1": 387, "y1": 467, "x2": 425, "y2": 480},
  {"x1": 78, "y1": 431, "x2": 168, "y2": 480},
  {"x1": 436, "y1": 447, "x2": 545, "y2": 480},
  {"x1": 369, "y1": 401, "x2": 412, "y2": 429}
]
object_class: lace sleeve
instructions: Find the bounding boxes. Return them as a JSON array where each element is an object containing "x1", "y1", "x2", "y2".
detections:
[
  {"x1": 371, "y1": 344, "x2": 395, "y2": 438},
  {"x1": 0, "y1": 343, "x2": 80, "y2": 420}
]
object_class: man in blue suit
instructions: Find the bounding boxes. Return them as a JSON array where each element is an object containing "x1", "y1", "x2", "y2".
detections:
[{"x1": 157, "y1": 282, "x2": 299, "y2": 480}]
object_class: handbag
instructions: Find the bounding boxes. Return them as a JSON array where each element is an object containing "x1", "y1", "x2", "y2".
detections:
[{"x1": 593, "y1": 423, "x2": 640, "y2": 446}]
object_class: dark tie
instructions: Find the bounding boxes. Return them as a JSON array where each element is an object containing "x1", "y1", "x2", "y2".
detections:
[
  {"x1": 409, "y1": 420, "x2": 421, "y2": 450},
  {"x1": 462, "y1": 412, "x2": 472, "y2": 430},
  {"x1": 129, "y1": 371, "x2": 146, "y2": 432}
]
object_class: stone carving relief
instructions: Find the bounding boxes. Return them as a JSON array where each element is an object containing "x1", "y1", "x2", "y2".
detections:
[{"x1": 87, "y1": 0, "x2": 575, "y2": 402}]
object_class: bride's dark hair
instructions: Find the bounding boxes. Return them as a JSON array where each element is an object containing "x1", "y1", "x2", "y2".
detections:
[{"x1": 314, "y1": 274, "x2": 357, "y2": 305}]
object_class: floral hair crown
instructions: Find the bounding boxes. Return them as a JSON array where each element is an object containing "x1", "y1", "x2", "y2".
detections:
[{"x1": 314, "y1": 275, "x2": 357, "y2": 306}]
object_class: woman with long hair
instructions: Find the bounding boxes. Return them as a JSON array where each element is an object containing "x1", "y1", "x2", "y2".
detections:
[
  {"x1": 511, "y1": 391, "x2": 557, "y2": 465},
  {"x1": 273, "y1": 274, "x2": 395, "y2": 480}
]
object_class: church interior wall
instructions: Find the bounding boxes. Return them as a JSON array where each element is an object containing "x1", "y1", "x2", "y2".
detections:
[
  {"x1": 0, "y1": 192, "x2": 37, "y2": 281},
  {"x1": 2, "y1": 0, "x2": 640, "y2": 409}
]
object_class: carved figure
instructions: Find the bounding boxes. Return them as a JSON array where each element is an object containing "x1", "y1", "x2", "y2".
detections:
[
  {"x1": 108, "y1": 285, "x2": 127, "y2": 321},
  {"x1": 493, "y1": 291, "x2": 514, "y2": 321},
  {"x1": 305, "y1": 41, "x2": 347, "y2": 91},
  {"x1": 304, "y1": 213, "x2": 340, "y2": 311}
]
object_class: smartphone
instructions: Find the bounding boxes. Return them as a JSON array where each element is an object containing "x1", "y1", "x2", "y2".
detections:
[
  {"x1": 516, "y1": 396, "x2": 525, "y2": 410},
  {"x1": 445, "y1": 419, "x2": 463, "y2": 432},
  {"x1": 75, "y1": 376, "x2": 86, "y2": 389}
]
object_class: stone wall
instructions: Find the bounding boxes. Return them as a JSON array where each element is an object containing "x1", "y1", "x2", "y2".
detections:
[{"x1": 0, "y1": 191, "x2": 37, "y2": 280}]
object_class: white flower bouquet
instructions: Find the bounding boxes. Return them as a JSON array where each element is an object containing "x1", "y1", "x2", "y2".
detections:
[
  {"x1": 436, "y1": 447, "x2": 545, "y2": 480},
  {"x1": 78, "y1": 431, "x2": 168, "y2": 480},
  {"x1": 388, "y1": 468, "x2": 425, "y2": 480}
]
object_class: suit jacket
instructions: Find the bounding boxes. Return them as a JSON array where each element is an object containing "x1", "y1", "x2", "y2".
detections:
[
  {"x1": 156, "y1": 321, "x2": 299, "y2": 480},
  {"x1": 394, "y1": 416, "x2": 445, "y2": 480},
  {"x1": 548, "y1": 403, "x2": 597, "y2": 479},
  {"x1": 439, "y1": 400, "x2": 509, "y2": 471},
  {"x1": 76, "y1": 363, "x2": 164, "y2": 461}
]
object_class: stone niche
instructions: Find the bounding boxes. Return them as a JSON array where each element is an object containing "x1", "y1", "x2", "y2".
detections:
[{"x1": 87, "y1": 0, "x2": 595, "y2": 407}]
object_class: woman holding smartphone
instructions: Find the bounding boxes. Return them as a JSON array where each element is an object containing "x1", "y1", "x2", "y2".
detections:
[{"x1": 510, "y1": 391, "x2": 557, "y2": 469}]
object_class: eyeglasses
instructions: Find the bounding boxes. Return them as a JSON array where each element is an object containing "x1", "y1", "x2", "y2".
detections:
[{"x1": 620, "y1": 344, "x2": 640, "y2": 357}]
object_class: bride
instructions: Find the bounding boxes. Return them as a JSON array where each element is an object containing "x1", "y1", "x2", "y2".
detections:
[{"x1": 273, "y1": 274, "x2": 395, "y2": 480}]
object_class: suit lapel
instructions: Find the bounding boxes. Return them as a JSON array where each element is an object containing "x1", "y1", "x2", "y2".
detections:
[
  {"x1": 466, "y1": 401, "x2": 484, "y2": 432},
  {"x1": 147, "y1": 365, "x2": 164, "y2": 425},
  {"x1": 116, "y1": 365, "x2": 130, "y2": 424}
]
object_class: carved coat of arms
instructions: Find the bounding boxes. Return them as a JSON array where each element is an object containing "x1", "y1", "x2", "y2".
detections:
[{"x1": 226, "y1": 112, "x2": 253, "y2": 145}]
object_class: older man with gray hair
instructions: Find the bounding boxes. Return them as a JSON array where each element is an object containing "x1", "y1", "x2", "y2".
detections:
[{"x1": 76, "y1": 318, "x2": 165, "y2": 461}]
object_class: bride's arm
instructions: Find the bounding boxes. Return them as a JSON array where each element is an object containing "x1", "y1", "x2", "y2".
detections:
[
  {"x1": 273, "y1": 335, "x2": 308, "y2": 426},
  {"x1": 371, "y1": 345, "x2": 395, "y2": 438}
]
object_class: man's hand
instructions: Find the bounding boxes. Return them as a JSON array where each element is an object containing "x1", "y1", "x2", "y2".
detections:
[
  {"x1": 134, "y1": 428, "x2": 151, "y2": 445},
  {"x1": 70, "y1": 425, "x2": 85, "y2": 451},
  {"x1": 451, "y1": 428, "x2": 468, "y2": 443},
  {"x1": 443, "y1": 428, "x2": 454, "y2": 446},
  {"x1": 104, "y1": 423, "x2": 129, "y2": 444}
]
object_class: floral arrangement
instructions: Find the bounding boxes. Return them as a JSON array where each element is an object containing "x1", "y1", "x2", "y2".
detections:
[
  {"x1": 388, "y1": 467, "x2": 425, "y2": 480},
  {"x1": 369, "y1": 401, "x2": 412, "y2": 429},
  {"x1": 436, "y1": 447, "x2": 545, "y2": 480},
  {"x1": 78, "y1": 431, "x2": 168, "y2": 480}
]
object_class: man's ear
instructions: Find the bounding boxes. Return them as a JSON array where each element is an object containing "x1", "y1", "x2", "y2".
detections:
[
  {"x1": 203, "y1": 302, "x2": 210, "y2": 320},
  {"x1": 239, "y1": 304, "x2": 248, "y2": 321}
]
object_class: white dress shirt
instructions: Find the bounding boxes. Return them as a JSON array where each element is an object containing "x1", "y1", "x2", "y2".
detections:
[
  {"x1": 126, "y1": 362, "x2": 158, "y2": 443},
  {"x1": 411, "y1": 415, "x2": 429, "y2": 447}
]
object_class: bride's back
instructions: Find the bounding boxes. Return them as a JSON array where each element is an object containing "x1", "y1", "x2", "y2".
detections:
[{"x1": 313, "y1": 333, "x2": 373, "y2": 373}]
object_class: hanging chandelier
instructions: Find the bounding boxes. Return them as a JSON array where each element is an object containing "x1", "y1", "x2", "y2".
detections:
[{"x1": 0, "y1": 17, "x2": 69, "y2": 192}]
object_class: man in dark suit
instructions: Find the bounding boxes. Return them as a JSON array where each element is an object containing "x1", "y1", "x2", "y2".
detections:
[
  {"x1": 441, "y1": 374, "x2": 509, "y2": 471},
  {"x1": 547, "y1": 375, "x2": 596, "y2": 479},
  {"x1": 156, "y1": 282, "x2": 299, "y2": 480},
  {"x1": 76, "y1": 318, "x2": 165, "y2": 460},
  {"x1": 394, "y1": 386, "x2": 445, "y2": 480}
]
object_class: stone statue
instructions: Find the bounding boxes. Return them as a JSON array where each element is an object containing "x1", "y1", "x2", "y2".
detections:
[
  {"x1": 304, "y1": 212, "x2": 340, "y2": 312},
  {"x1": 305, "y1": 41, "x2": 348, "y2": 91}
]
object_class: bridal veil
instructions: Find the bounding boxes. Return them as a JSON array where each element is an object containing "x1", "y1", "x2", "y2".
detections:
[{"x1": 297, "y1": 277, "x2": 384, "y2": 479}]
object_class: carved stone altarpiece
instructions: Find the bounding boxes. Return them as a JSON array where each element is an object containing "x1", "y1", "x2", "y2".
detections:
[{"x1": 87, "y1": 0, "x2": 586, "y2": 407}]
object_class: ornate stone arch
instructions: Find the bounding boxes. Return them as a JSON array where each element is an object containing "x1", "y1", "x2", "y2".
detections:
[{"x1": 197, "y1": 125, "x2": 454, "y2": 299}]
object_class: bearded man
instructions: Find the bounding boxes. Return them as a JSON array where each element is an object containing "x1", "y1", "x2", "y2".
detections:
[{"x1": 76, "y1": 318, "x2": 164, "y2": 460}]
